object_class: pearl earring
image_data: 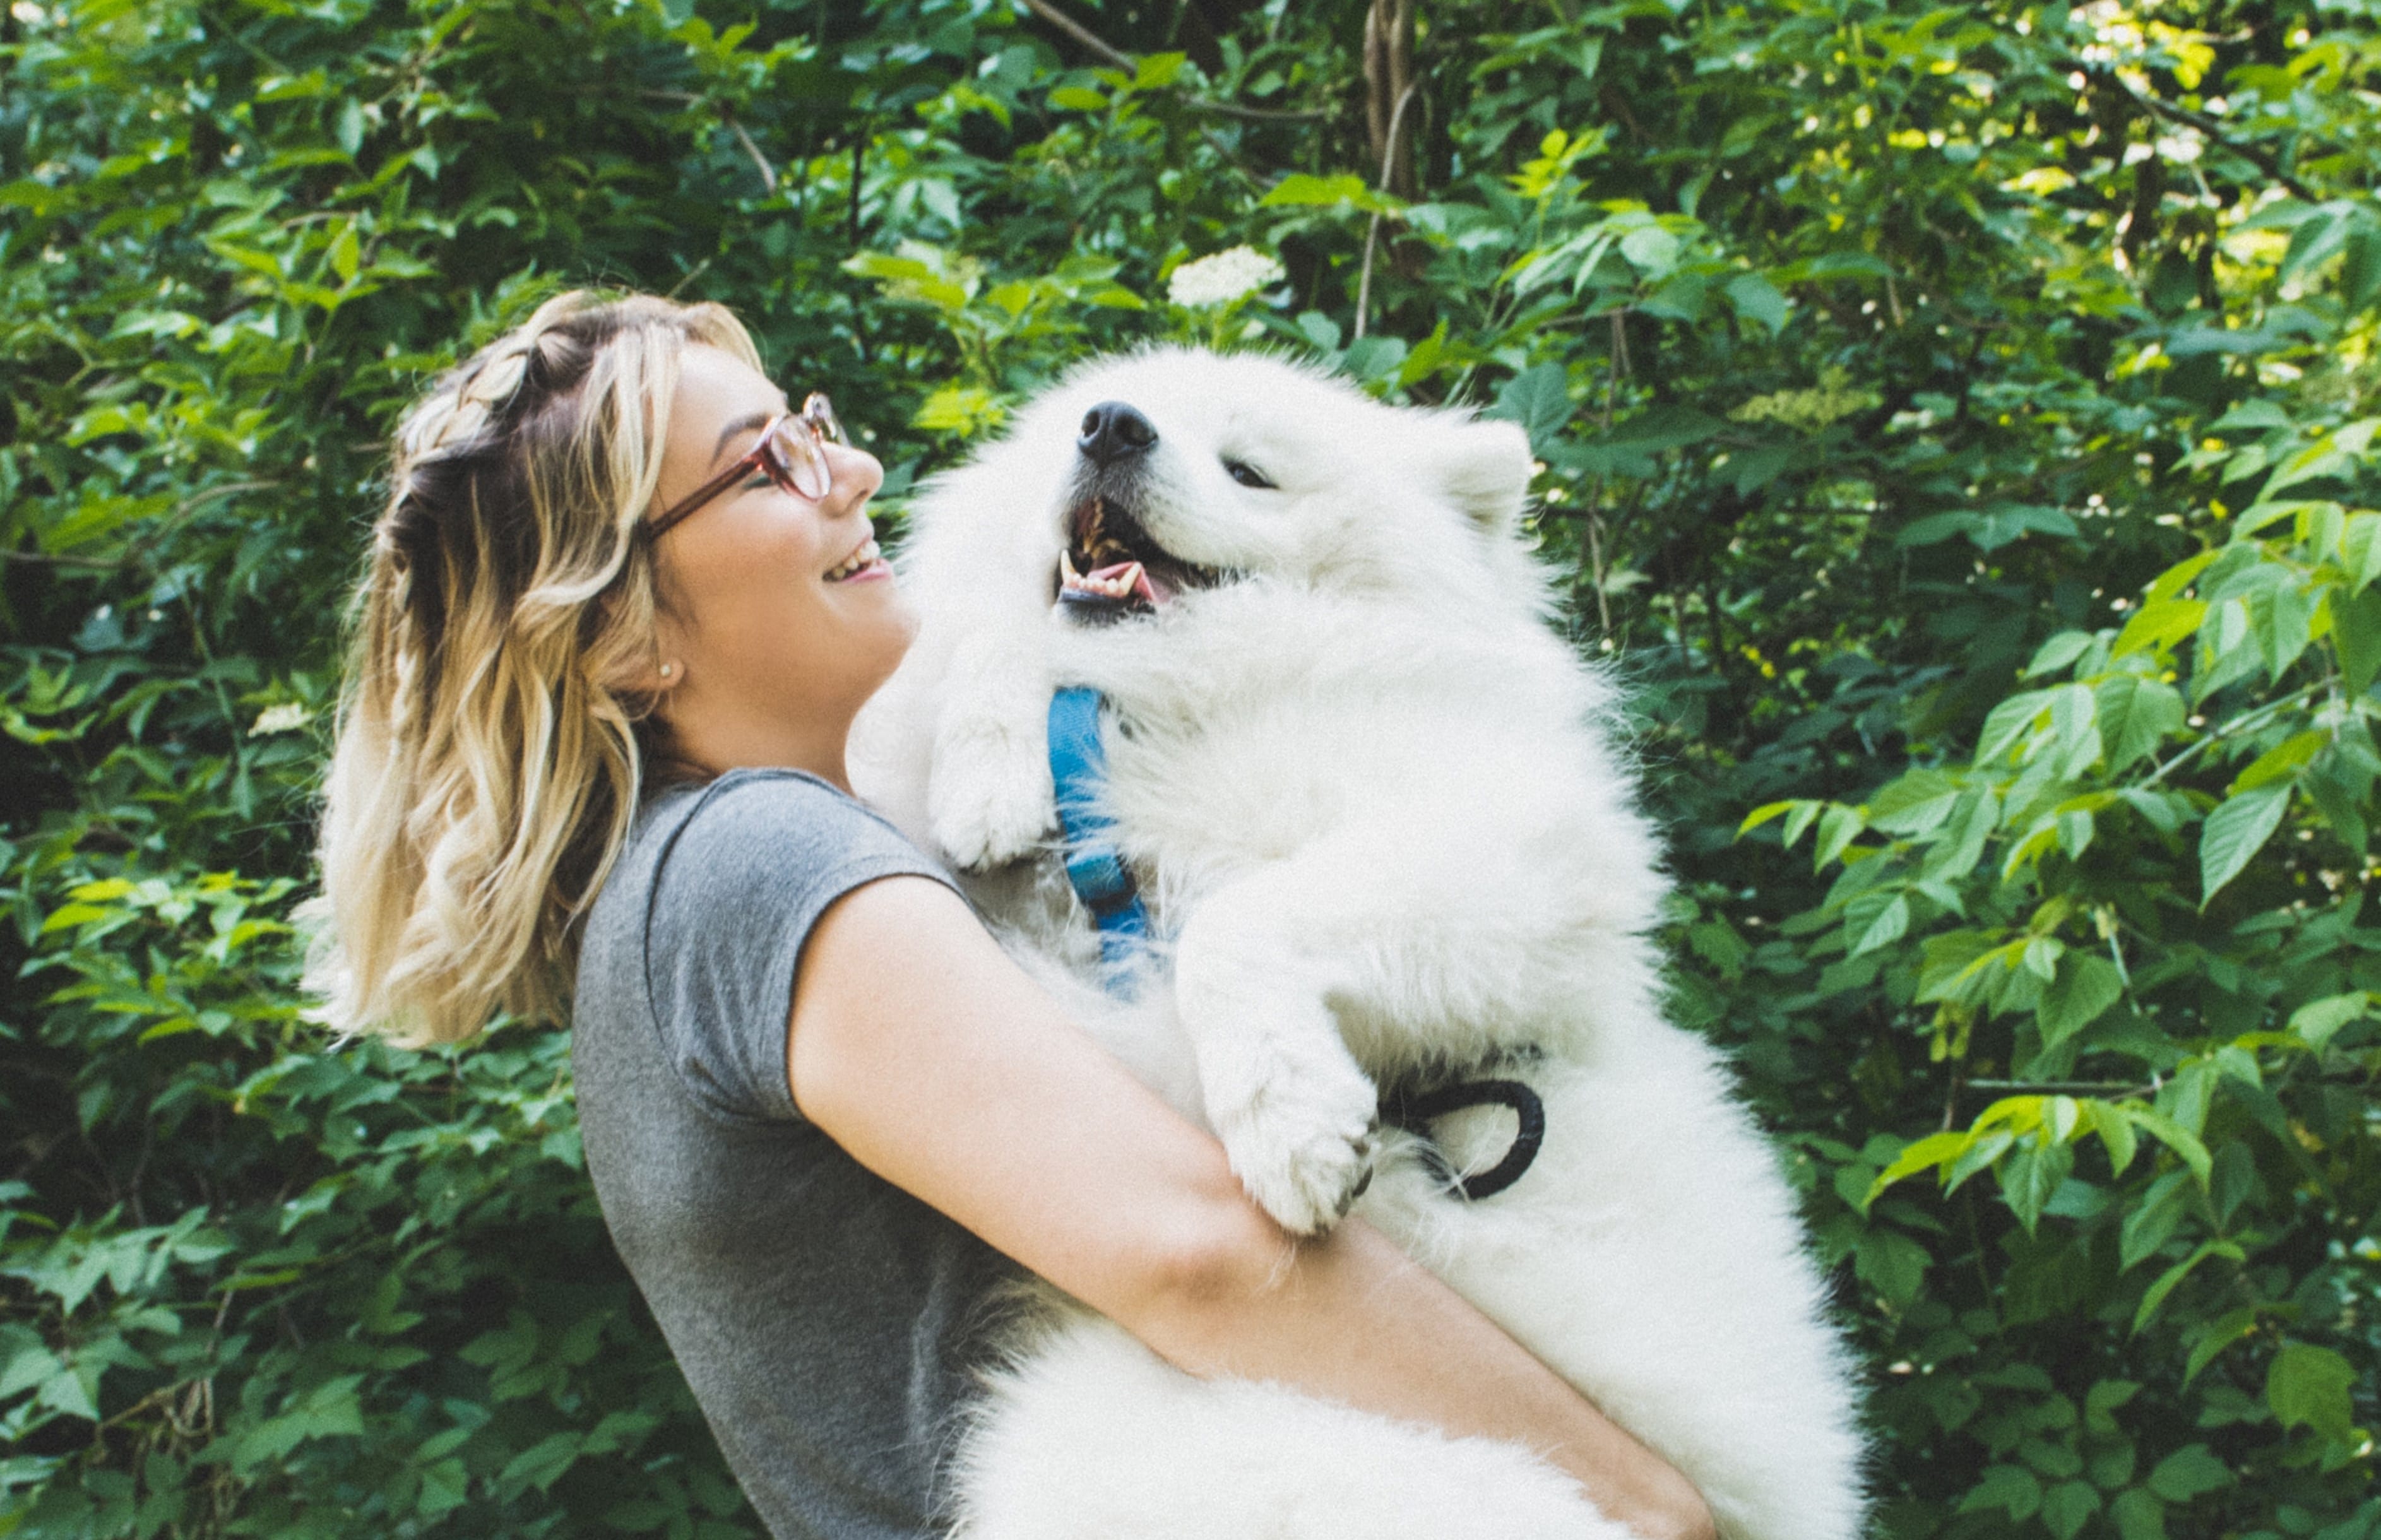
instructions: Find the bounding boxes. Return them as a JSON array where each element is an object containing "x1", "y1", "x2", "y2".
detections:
[{"x1": 659, "y1": 662, "x2": 677, "y2": 680}]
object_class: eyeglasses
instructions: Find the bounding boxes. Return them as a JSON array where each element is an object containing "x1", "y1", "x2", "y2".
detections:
[{"x1": 644, "y1": 393, "x2": 848, "y2": 542}]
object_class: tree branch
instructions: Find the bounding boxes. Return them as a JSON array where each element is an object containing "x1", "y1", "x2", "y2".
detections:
[
  {"x1": 2068, "y1": 59, "x2": 2317, "y2": 203},
  {"x1": 1015, "y1": 0, "x2": 1331, "y2": 122},
  {"x1": 1354, "y1": 79, "x2": 1421, "y2": 340},
  {"x1": 1016, "y1": 0, "x2": 1135, "y2": 72},
  {"x1": 1186, "y1": 98, "x2": 1331, "y2": 122},
  {"x1": 725, "y1": 114, "x2": 778, "y2": 196}
]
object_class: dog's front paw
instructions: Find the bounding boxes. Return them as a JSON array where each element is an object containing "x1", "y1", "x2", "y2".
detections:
[
  {"x1": 931, "y1": 720, "x2": 1055, "y2": 870},
  {"x1": 1206, "y1": 1044, "x2": 1381, "y2": 1236}
]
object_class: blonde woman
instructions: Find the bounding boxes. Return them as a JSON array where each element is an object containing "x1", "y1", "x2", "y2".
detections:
[{"x1": 307, "y1": 290, "x2": 1714, "y2": 1540}]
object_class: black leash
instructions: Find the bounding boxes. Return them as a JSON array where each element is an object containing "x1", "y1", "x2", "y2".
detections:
[{"x1": 1379, "y1": 1077, "x2": 1546, "y2": 1201}]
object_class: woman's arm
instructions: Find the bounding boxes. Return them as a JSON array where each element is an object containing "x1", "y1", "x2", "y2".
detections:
[{"x1": 787, "y1": 875, "x2": 1716, "y2": 1540}]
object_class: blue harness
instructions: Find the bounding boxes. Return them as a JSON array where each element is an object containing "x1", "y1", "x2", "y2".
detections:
[
  {"x1": 1047, "y1": 687, "x2": 1152, "y2": 984},
  {"x1": 1043, "y1": 685, "x2": 1545, "y2": 1200}
]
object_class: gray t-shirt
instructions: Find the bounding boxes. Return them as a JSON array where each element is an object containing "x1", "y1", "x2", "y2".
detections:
[{"x1": 572, "y1": 768, "x2": 1014, "y2": 1539}]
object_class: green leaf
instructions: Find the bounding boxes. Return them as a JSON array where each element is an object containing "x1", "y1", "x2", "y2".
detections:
[
  {"x1": 2110, "y1": 1488, "x2": 2168, "y2": 1540},
  {"x1": 2266, "y1": 1341, "x2": 2358, "y2": 1444},
  {"x1": 2199, "y1": 785, "x2": 2289, "y2": 905},
  {"x1": 1483, "y1": 363, "x2": 1574, "y2": 455},
  {"x1": 1259, "y1": 173, "x2": 1403, "y2": 215},
  {"x1": 1853, "y1": 1228, "x2": 1930, "y2": 1306},
  {"x1": 1813, "y1": 804, "x2": 1864, "y2": 868},
  {"x1": 1725, "y1": 271, "x2": 1789, "y2": 334},
  {"x1": 2145, "y1": 1443, "x2": 2231, "y2": 1502},
  {"x1": 2132, "y1": 1239, "x2": 2243, "y2": 1333},
  {"x1": 2038, "y1": 954, "x2": 2124, "y2": 1050},
  {"x1": 1849, "y1": 894, "x2": 1909, "y2": 957},
  {"x1": 498, "y1": 1431, "x2": 583, "y2": 1496},
  {"x1": 1863, "y1": 1130, "x2": 1968, "y2": 1207},
  {"x1": 2341, "y1": 510, "x2": 2381, "y2": 591},
  {"x1": 1738, "y1": 800, "x2": 1796, "y2": 835},
  {"x1": 1997, "y1": 1138, "x2": 2073, "y2": 1234},
  {"x1": 2041, "y1": 1479, "x2": 2101, "y2": 1540},
  {"x1": 2330, "y1": 583, "x2": 2381, "y2": 696},
  {"x1": 1867, "y1": 769, "x2": 1962, "y2": 835},
  {"x1": 1619, "y1": 224, "x2": 1682, "y2": 276},
  {"x1": 1133, "y1": 52, "x2": 1187, "y2": 90},
  {"x1": 2025, "y1": 631, "x2": 2095, "y2": 678},
  {"x1": 2229, "y1": 730, "x2": 2324, "y2": 793},
  {"x1": 2183, "y1": 1308, "x2": 2260, "y2": 1384},
  {"x1": 2114, "y1": 598, "x2": 2206, "y2": 658},
  {"x1": 2086, "y1": 1100, "x2": 2138, "y2": 1177},
  {"x1": 2288, "y1": 992, "x2": 2371, "y2": 1051},
  {"x1": 1958, "y1": 1464, "x2": 2043, "y2": 1521},
  {"x1": 1976, "y1": 689, "x2": 2051, "y2": 764},
  {"x1": 2123, "y1": 1109, "x2": 2212, "y2": 1185},
  {"x1": 335, "y1": 97, "x2": 366, "y2": 157}
]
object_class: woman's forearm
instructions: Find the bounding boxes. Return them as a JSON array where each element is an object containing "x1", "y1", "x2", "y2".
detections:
[
  {"x1": 791, "y1": 879, "x2": 1714, "y2": 1540},
  {"x1": 1125, "y1": 1214, "x2": 1717, "y2": 1540}
]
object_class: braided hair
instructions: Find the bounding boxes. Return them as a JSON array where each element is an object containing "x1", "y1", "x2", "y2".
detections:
[{"x1": 304, "y1": 290, "x2": 763, "y2": 1045}]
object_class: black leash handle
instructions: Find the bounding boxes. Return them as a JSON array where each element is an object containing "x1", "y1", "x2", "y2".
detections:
[{"x1": 1381, "y1": 1077, "x2": 1546, "y2": 1201}]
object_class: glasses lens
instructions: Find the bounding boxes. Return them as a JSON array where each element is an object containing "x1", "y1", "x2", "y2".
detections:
[
  {"x1": 766, "y1": 415, "x2": 834, "y2": 501},
  {"x1": 802, "y1": 393, "x2": 848, "y2": 447}
]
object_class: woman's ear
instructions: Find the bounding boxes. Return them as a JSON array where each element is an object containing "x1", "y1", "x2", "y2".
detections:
[
  {"x1": 1439, "y1": 418, "x2": 1535, "y2": 535},
  {"x1": 600, "y1": 596, "x2": 691, "y2": 699}
]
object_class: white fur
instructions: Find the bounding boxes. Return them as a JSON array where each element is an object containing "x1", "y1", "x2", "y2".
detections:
[{"x1": 852, "y1": 349, "x2": 1867, "y2": 1540}]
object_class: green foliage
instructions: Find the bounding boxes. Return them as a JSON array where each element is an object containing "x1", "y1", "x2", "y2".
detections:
[{"x1": 3, "y1": 0, "x2": 2377, "y2": 1535}]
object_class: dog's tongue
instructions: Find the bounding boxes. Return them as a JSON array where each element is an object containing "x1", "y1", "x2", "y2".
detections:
[
  {"x1": 1060, "y1": 553, "x2": 1164, "y2": 606},
  {"x1": 1093, "y1": 562, "x2": 1173, "y2": 603}
]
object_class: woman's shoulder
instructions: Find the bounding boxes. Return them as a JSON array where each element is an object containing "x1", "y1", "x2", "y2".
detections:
[
  {"x1": 585, "y1": 767, "x2": 950, "y2": 964},
  {"x1": 642, "y1": 767, "x2": 929, "y2": 883},
  {"x1": 576, "y1": 767, "x2": 956, "y2": 1124}
]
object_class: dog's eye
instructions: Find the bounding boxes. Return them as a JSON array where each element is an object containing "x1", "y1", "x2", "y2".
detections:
[{"x1": 1225, "y1": 459, "x2": 1274, "y2": 490}]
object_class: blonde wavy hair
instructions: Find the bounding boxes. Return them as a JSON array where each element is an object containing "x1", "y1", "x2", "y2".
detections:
[{"x1": 304, "y1": 290, "x2": 761, "y2": 1046}]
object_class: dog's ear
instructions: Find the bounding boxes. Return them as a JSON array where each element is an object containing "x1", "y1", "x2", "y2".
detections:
[{"x1": 1437, "y1": 418, "x2": 1535, "y2": 535}]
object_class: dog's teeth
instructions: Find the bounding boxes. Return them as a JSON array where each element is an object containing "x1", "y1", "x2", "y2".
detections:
[{"x1": 1060, "y1": 549, "x2": 1081, "y2": 582}]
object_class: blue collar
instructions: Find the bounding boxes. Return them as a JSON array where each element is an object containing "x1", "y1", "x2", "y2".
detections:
[{"x1": 1047, "y1": 687, "x2": 1151, "y2": 989}]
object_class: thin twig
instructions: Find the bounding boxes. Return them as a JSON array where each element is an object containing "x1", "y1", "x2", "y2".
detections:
[
  {"x1": 0, "y1": 548, "x2": 129, "y2": 569},
  {"x1": 726, "y1": 116, "x2": 778, "y2": 195},
  {"x1": 1354, "y1": 80, "x2": 1421, "y2": 341},
  {"x1": 2137, "y1": 681, "x2": 2325, "y2": 787},
  {"x1": 641, "y1": 90, "x2": 778, "y2": 194},
  {"x1": 1016, "y1": 0, "x2": 1135, "y2": 71},
  {"x1": 1958, "y1": 1078, "x2": 2161, "y2": 1098},
  {"x1": 1015, "y1": 0, "x2": 1331, "y2": 123},
  {"x1": 1186, "y1": 99, "x2": 1332, "y2": 122}
]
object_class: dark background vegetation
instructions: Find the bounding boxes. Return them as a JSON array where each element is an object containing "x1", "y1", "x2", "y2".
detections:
[{"x1": 2, "y1": 0, "x2": 2375, "y2": 1533}]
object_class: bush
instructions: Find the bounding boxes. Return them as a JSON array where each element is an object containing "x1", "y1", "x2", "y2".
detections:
[{"x1": 2, "y1": 0, "x2": 2372, "y2": 1534}]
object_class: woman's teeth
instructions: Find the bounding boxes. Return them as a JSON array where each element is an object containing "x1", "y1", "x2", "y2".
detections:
[{"x1": 825, "y1": 538, "x2": 881, "y2": 581}]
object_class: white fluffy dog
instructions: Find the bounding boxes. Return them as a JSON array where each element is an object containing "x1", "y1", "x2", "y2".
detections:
[{"x1": 852, "y1": 348, "x2": 1866, "y2": 1540}]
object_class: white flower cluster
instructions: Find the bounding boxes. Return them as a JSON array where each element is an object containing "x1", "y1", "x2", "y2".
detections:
[
  {"x1": 1167, "y1": 246, "x2": 1285, "y2": 309},
  {"x1": 249, "y1": 702, "x2": 311, "y2": 737}
]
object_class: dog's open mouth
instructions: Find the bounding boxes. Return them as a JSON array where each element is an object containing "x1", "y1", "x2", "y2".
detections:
[{"x1": 1058, "y1": 495, "x2": 1213, "y2": 619}]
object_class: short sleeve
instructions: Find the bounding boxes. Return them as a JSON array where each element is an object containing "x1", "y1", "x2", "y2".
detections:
[{"x1": 639, "y1": 770, "x2": 957, "y2": 1122}]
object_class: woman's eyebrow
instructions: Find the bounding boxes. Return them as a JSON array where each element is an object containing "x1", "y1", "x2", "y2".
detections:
[{"x1": 710, "y1": 410, "x2": 778, "y2": 468}]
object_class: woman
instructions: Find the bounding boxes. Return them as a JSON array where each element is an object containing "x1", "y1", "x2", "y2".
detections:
[{"x1": 307, "y1": 290, "x2": 1714, "y2": 1540}]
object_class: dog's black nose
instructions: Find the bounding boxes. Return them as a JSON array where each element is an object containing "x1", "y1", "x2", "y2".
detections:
[{"x1": 1078, "y1": 401, "x2": 1158, "y2": 466}]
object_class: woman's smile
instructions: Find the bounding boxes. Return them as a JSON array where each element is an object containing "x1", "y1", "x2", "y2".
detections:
[{"x1": 823, "y1": 536, "x2": 888, "y2": 583}]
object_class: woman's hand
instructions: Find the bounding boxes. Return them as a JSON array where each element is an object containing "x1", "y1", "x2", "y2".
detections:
[{"x1": 788, "y1": 875, "x2": 1716, "y2": 1540}]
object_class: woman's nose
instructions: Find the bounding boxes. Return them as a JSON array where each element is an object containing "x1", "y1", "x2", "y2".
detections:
[{"x1": 821, "y1": 441, "x2": 883, "y2": 515}]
